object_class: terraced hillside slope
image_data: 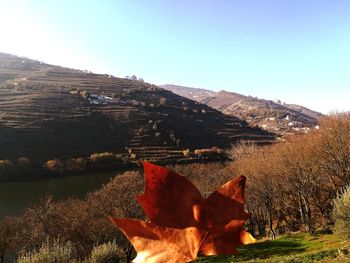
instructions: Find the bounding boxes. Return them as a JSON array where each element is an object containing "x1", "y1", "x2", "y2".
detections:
[
  {"x1": 0, "y1": 53, "x2": 274, "y2": 172},
  {"x1": 161, "y1": 84, "x2": 322, "y2": 135}
]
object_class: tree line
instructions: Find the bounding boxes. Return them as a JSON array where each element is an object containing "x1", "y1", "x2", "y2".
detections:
[{"x1": 233, "y1": 113, "x2": 350, "y2": 238}]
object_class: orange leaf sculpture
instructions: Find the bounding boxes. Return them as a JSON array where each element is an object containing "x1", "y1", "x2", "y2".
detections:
[{"x1": 109, "y1": 162, "x2": 254, "y2": 262}]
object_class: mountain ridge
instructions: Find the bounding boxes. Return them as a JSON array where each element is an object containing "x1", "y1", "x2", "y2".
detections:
[{"x1": 161, "y1": 84, "x2": 322, "y2": 135}]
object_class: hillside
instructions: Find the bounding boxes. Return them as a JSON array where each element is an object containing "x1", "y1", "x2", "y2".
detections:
[
  {"x1": 161, "y1": 84, "x2": 322, "y2": 135},
  {"x1": 0, "y1": 53, "x2": 274, "y2": 176}
]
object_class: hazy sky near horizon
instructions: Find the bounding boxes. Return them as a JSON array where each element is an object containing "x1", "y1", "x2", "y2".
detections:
[{"x1": 0, "y1": 0, "x2": 349, "y2": 113}]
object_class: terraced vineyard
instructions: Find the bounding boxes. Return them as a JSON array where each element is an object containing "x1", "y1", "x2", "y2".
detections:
[{"x1": 0, "y1": 53, "x2": 275, "y2": 176}]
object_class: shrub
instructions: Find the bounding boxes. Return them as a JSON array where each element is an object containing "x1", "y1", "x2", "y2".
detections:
[
  {"x1": 17, "y1": 157, "x2": 31, "y2": 166},
  {"x1": 18, "y1": 239, "x2": 77, "y2": 263},
  {"x1": 227, "y1": 141, "x2": 257, "y2": 161},
  {"x1": 90, "y1": 152, "x2": 121, "y2": 165},
  {"x1": 0, "y1": 217, "x2": 21, "y2": 262},
  {"x1": 89, "y1": 241, "x2": 124, "y2": 263},
  {"x1": 45, "y1": 159, "x2": 64, "y2": 172},
  {"x1": 194, "y1": 147, "x2": 225, "y2": 158},
  {"x1": 182, "y1": 149, "x2": 191, "y2": 157},
  {"x1": 0, "y1": 159, "x2": 12, "y2": 168},
  {"x1": 159, "y1": 97, "x2": 167, "y2": 106},
  {"x1": 333, "y1": 186, "x2": 350, "y2": 239},
  {"x1": 65, "y1": 157, "x2": 87, "y2": 171},
  {"x1": 210, "y1": 146, "x2": 224, "y2": 154}
]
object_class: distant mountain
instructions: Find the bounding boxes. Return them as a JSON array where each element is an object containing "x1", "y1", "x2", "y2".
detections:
[
  {"x1": 160, "y1": 85, "x2": 245, "y2": 109},
  {"x1": 0, "y1": 53, "x2": 274, "y2": 172},
  {"x1": 161, "y1": 84, "x2": 322, "y2": 135}
]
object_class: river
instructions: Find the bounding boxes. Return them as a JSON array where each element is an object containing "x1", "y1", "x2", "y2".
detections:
[{"x1": 0, "y1": 171, "x2": 116, "y2": 219}]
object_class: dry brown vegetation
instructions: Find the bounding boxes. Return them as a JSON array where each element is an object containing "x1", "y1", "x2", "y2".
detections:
[
  {"x1": 175, "y1": 114, "x2": 350, "y2": 240},
  {"x1": 0, "y1": 113, "x2": 349, "y2": 262},
  {"x1": 45, "y1": 159, "x2": 64, "y2": 172},
  {"x1": 235, "y1": 113, "x2": 350, "y2": 238}
]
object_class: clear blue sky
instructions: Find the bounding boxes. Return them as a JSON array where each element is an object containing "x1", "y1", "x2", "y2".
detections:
[{"x1": 1, "y1": 0, "x2": 349, "y2": 113}]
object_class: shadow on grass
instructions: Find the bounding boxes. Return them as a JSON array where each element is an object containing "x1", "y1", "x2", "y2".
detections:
[{"x1": 195, "y1": 238, "x2": 307, "y2": 262}]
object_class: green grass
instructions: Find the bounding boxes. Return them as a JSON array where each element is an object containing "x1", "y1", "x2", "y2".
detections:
[{"x1": 195, "y1": 231, "x2": 350, "y2": 262}]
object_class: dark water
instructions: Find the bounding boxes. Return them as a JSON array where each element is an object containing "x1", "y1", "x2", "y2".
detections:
[{"x1": 0, "y1": 171, "x2": 116, "y2": 219}]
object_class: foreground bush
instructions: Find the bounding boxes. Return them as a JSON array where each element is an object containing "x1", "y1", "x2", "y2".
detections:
[
  {"x1": 0, "y1": 217, "x2": 20, "y2": 263},
  {"x1": 17, "y1": 239, "x2": 77, "y2": 263},
  {"x1": 89, "y1": 241, "x2": 124, "y2": 263},
  {"x1": 333, "y1": 186, "x2": 350, "y2": 239}
]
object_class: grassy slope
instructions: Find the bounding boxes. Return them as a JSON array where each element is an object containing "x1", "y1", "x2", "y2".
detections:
[{"x1": 195, "y1": 232, "x2": 350, "y2": 263}]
